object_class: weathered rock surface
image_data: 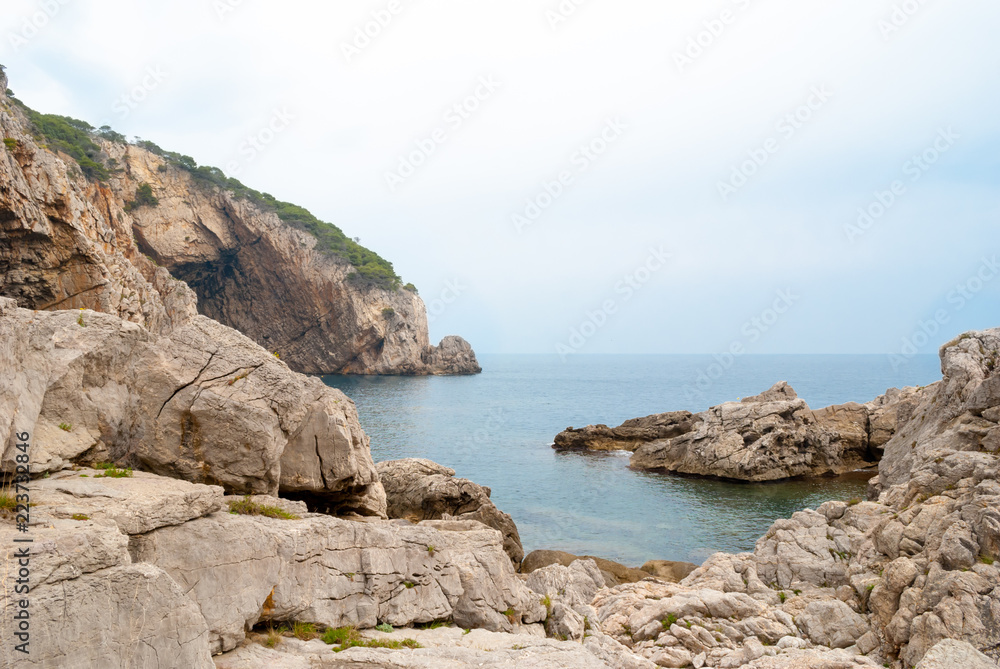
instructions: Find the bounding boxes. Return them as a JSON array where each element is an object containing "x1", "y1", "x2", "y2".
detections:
[
  {"x1": 0, "y1": 299, "x2": 385, "y2": 514},
  {"x1": 0, "y1": 517, "x2": 214, "y2": 669},
  {"x1": 640, "y1": 560, "x2": 700, "y2": 583},
  {"x1": 624, "y1": 382, "x2": 928, "y2": 481},
  {"x1": 914, "y1": 639, "x2": 998, "y2": 669},
  {"x1": 134, "y1": 512, "x2": 545, "y2": 653},
  {"x1": 0, "y1": 74, "x2": 478, "y2": 376},
  {"x1": 377, "y1": 458, "x2": 522, "y2": 565},
  {"x1": 214, "y1": 627, "x2": 652, "y2": 669}
]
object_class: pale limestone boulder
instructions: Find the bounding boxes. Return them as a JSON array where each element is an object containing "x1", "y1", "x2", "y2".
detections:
[
  {"x1": 0, "y1": 303, "x2": 385, "y2": 516},
  {"x1": 0, "y1": 522, "x2": 212, "y2": 669},
  {"x1": 133, "y1": 511, "x2": 546, "y2": 653},
  {"x1": 914, "y1": 638, "x2": 998, "y2": 669},
  {"x1": 794, "y1": 600, "x2": 869, "y2": 648},
  {"x1": 524, "y1": 558, "x2": 606, "y2": 608},
  {"x1": 376, "y1": 458, "x2": 522, "y2": 565},
  {"x1": 30, "y1": 469, "x2": 224, "y2": 534}
]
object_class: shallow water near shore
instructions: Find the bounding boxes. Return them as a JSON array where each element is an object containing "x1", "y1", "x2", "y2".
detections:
[{"x1": 323, "y1": 354, "x2": 940, "y2": 565}]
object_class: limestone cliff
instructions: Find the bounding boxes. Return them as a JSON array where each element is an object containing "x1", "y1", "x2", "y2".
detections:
[{"x1": 0, "y1": 67, "x2": 480, "y2": 375}]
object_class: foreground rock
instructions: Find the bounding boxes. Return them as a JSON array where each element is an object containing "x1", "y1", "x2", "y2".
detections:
[
  {"x1": 0, "y1": 66, "x2": 478, "y2": 376},
  {"x1": 0, "y1": 299, "x2": 384, "y2": 514},
  {"x1": 555, "y1": 381, "x2": 929, "y2": 482},
  {"x1": 377, "y1": 458, "x2": 522, "y2": 565}
]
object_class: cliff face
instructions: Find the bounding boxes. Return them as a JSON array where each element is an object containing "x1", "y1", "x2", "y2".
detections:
[{"x1": 0, "y1": 71, "x2": 480, "y2": 375}]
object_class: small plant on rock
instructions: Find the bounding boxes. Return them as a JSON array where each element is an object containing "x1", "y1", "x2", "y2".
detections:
[
  {"x1": 93, "y1": 462, "x2": 133, "y2": 478},
  {"x1": 71, "y1": 513, "x2": 90, "y2": 521},
  {"x1": 291, "y1": 621, "x2": 317, "y2": 640},
  {"x1": 227, "y1": 496, "x2": 300, "y2": 520},
  {"x1": 58, "y1": 423, "x2": 72, "y2": 432},
  {"x1": 375, "y1": 623, "x2": 393, "y2": 633},
  {"x1": 3, "y1": 138, "x2": 16, "y2": 150}
]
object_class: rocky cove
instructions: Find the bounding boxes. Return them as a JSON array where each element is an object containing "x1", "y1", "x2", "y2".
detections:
[
  {"x1": 2, "y1": 67, "x2": 1000, "y2": 669},
  {"x1": 5, "y1": 296, "x2": 1000, "y2": 669}
]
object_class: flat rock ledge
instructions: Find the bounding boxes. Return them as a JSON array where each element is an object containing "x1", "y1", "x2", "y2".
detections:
[{"x1": 555, "y1": 381, "x2": 930, "y2": 482}]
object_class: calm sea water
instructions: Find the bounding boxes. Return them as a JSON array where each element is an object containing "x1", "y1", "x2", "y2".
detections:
[{"x1": 323, "y1": 354, "x2": 940, "y2": 566}]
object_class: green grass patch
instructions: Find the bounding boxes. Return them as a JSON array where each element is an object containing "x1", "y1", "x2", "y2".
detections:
[
  {"x1": 291, "y1": 621, "x2": 318, "y2": 640},
  {"x1": 3, "y1": 138, "x2": 16, "y2": 150},
  {"x1": 661, "y1": 613, "x2": 677, "y2": 628},
  {"x1": 227, "y1": 495, "x2": 300, "y2": 520},
  {"x1": 92, "y1": 462, "x2": 133, "y2": 478},
  {"x1": 71, "y1": 513, "x2": 90, "y2": 521},
  {"x1": 58, "y1": 423, "x2": 72, "y2": 432},
  {"x1": 320, "y1": 626, "x2": 421, "y2": 652}
]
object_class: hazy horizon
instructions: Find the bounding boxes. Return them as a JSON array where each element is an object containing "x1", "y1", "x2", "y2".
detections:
[{"x1": 3, "y1": 0, "x2": 997, "y2": 357}]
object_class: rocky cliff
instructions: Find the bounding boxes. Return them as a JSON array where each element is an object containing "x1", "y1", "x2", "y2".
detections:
[{"x1": 0, "y1": 67, "x2": 479, "y2": 376}]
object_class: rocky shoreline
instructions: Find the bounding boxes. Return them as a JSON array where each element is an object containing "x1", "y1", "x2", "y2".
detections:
[{"x1": 3, "y1": 292, "x2": 1000, "y2": 667}]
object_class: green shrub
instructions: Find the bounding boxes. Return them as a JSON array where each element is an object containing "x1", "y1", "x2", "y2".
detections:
[
  {"x1": 98, "y1": 125, "x2": 127, "y2": 144},
  {"x1": 382, "y1": 307, "x2": 396, "y2": 318},
  {"x1": 375, "y1": 623, "x2": 393, "y2": 633},
  {"x1": 3, "y1": 138, "x2": 15, "y2": 150},
  {"x1": 71, "y1": 513, "x2": 90, "y2": 521},
  {"x1": 291, "y1": 621, "x2": 317, "y2": 640},
  {"x1": 58, "y1": 422, "x2": 72, "y2": 432},
  {"x1": 93, "y1": 463, "x2": 133, "y2": 478},
  {"x1": 403, "y1": 283, "x2": 418, "y2": 293},
  {"x1": 227, "y1": 495, "x2": 300, "y2": 520},
  {"x1": 125, "y1": 183, "x2": 159, "y2": 211},
  {"x1": 22, "y1": 110, "x2": 109, "y2": 181}
]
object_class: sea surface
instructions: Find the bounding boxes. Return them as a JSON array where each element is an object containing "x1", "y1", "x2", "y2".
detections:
[{"x1": 323, "y1": 354, "x2": 941, "y2": 566}]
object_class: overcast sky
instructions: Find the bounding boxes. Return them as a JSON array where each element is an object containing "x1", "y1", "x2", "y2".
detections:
[{"x1": 2, "y1": 0, "x2": 998, "y2": 357}]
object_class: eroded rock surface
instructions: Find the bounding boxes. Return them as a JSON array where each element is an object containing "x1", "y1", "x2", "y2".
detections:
[
  {"x1": 377, "y1": 458, "x2": 522, "y2": 565},
  {"x1": 0, "y1": 299, "x2": 384, "y2": 514}
]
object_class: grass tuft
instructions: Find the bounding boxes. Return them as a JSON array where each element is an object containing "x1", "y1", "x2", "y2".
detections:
[
  {"x1": 93, "y1": 462, "x2": 133, "y2": 478},
  {"x1": 227, "y1": 495, "x2": 300, "y2": 520}
]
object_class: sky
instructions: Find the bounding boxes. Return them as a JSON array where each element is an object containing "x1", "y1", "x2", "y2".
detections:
[{"x1": 1, "y1": 0, "x2": 998, "y2": 358}]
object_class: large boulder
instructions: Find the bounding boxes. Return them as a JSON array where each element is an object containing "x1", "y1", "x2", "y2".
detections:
[
  {"x1": 0, "y1": 299, "x2": 385, "y2": 515},
  {"x1": 0, "y1": 514, "x2": 214, "y2": 668},
  {"x1": 133, "y1": 510, "x2": 545, "y2": 653},
  {"x1": 376, "y1": 458, "x2": 522, "y2": 565}
]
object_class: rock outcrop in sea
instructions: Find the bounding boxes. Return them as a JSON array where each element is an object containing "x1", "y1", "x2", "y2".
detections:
[
  {"x1": 0, "y1": 67, "x2": 479, "y2": 376},
  {"x1": 555, "y1": 381, "x2": 929, "y2": 482}
]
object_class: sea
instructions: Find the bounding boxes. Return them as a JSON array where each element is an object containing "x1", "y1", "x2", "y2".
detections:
[{"x1": 323, "y1": 354, "x2": 941, "y2": 566}]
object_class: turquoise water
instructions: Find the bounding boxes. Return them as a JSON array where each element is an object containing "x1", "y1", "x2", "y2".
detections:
[{"x1": 323, "y1": 354, "x2": 940, "y2": 565}]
